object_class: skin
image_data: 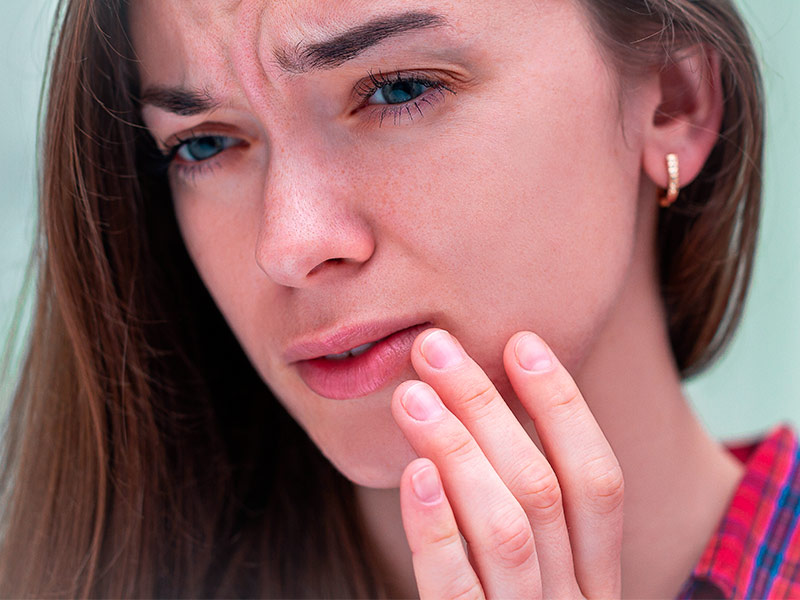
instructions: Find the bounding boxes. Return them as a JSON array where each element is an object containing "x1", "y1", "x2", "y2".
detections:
[{"x1": 131, "y1": 0, "x2": 746, "y2": 596}]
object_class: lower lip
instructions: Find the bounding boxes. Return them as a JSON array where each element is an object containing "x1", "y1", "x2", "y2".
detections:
[{"x1": 294, "y1": 323, "x2": 431, "y2": 399}]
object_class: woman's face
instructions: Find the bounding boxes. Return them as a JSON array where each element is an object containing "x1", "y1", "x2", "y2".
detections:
[{"x1": 132, "y1": 0, "x2": 654, "y2": 487}]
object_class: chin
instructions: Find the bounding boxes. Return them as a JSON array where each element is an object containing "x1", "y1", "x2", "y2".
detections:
[{"x1": 321, "y1": 426, "x2": 420, "y2": 489}]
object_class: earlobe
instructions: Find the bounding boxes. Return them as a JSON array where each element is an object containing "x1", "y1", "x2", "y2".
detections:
[{"x1": 642, "y1": 46, "x2": 724, "y2": 195}]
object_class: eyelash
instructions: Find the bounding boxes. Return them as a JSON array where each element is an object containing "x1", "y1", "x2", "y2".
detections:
[
  {"x1": 354, "y1": 68, "x2": 457, "y2": 128},
  {"x1": 159, "y1": 69, "x2": 457, "y2": 180},
  {"x1": 158, "y1": 133, "x2": 234, "y2": 182}
]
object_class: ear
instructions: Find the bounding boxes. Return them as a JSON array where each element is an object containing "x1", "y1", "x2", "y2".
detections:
[{"x1": 642, "y1": 46, "x2": 724, "y2": 192}]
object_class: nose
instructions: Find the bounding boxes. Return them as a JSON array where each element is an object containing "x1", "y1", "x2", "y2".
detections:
[{"x1": 254, "y1": 147, "x2": 376, "y2": 288}]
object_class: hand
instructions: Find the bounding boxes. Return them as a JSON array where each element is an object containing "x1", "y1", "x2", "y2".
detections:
[{"x1": 392, "y1": 328, "x2": 624, "y2": 599}]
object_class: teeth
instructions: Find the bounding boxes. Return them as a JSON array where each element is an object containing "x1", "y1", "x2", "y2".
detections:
[
  {"x1": 324, "y1": 341, "x2": 377, "y2": 360},
  {"x1": 349, "y1": 341, "x2": 375, "y2": 356}
]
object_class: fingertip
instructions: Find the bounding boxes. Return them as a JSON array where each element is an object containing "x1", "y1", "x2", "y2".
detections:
[
  {"x1": 399, "y1": 460, "x2": 434, "y2": 537},
  {"x1": 505, "y1": 330, "x2": 535, "y2": 356},
  {"x1": 392, "y1": 380, "x2": 447, "y2": 425},
  {"x1": 394, "y1": 379, "x2": 422, "y2": 401},
  {"x1": 508, "y1": 331, "x2": 555, "y2": 374},
  {"x1": 401, "y1": 458, "x2": 443, "y2": 506},
  {"x1": 392, "y1": 379, "x2": 422, "y2": 414},
  {"x1": 410, "y1": 328, "x2": 437, "y2": 376},
  {"x1": 401, "y1": 457, "x2": 435, "y2": 489},
  {"x1": 400, "y1": 459, "x2": 456, "y2": 556},
  {"x1": 403, "y1": 456, "x2": 436, "y2": 477},
  {"x1": 412, "y1": 327, "x2": 443, "y2": 356},
  {"x1": 409, "y1": 460, "x2": 443, "y2": 505}
]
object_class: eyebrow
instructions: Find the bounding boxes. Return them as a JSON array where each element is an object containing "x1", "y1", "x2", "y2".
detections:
[
  {"x1": 139, "y1": 86, "x2": 221, "y2": 117},
  {"x1": 140, "y1": 10, "x2": 449, "y2": 116},
  {"x1": 274, "y1": 10, "x2": 449, "y2": 73}
]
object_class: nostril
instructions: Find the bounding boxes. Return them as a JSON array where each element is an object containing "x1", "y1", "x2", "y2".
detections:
[{"x1": 308, "y1": 257, "x2": 344, "y2": 276}]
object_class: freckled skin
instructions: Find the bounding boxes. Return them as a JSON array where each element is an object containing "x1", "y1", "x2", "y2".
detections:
[{"x1": 131, "y1": 0, "x2": 650, "y2": 487}]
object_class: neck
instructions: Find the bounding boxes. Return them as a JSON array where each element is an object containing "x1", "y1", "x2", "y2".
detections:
[
  {"x1": 355, "y1": 206, "x2": 745, "y2": 599},
  {"x1": 566, "y1": 221, "x2": 745, "y2": 597}
]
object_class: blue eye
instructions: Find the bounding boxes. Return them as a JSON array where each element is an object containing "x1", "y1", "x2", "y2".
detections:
[
  {"x1": 369, "y1": 79, "x2": 430, "y2": 105},
  {"x1": 176, "y1": 135, "x2": 240, "y2": 163},
  {"x1": 358, "y1": 70, "x2": 446, "y2": 106},
  {"x1": 355, "y1": 69, "x2": 457, "y2": 127}
]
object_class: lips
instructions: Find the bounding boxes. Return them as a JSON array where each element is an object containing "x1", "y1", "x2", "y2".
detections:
[
  {"x1": 288, "y1": 321, "x2": 432, "y2": 400},
  {"x1": 284, "y1": 317, "x2": 432, "y2": 363}
]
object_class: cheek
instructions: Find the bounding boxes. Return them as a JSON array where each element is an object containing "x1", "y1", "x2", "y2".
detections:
[
  {"x1": 170, "y1": 169, "x2": 279, "y2": 361},
  {"x1": 363, "y1": 62, "x2": 640, "y2": 379}
]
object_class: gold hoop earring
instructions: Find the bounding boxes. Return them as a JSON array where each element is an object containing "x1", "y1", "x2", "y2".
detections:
[{"x1": 659, "y1": 153, "x2": 680, "y2": 208}]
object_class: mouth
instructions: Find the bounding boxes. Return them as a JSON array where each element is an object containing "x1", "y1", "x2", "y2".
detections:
[{"x1": 293, "y1": 322, "x2": 432, "y2": 400}]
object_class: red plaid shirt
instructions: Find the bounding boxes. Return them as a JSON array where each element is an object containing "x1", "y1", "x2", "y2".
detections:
[{"x1": 677, "y1": 423, "x2": 800, "y2": 599}]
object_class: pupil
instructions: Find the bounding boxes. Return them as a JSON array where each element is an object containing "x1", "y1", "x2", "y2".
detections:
[{"x1": 383, "y1": 81, "x2": 424, "y2": 104}]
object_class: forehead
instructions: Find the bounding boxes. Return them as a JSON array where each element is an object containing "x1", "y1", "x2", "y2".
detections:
[
  {"x1": 133, "y1": 0, "x2": 405, "y2": 43},
  {"x1": 131, "y1": 1, "x2": 466, "y2": 80},
  {"x1": 130, "y1": 0, "x2": 552, "y2": 96}
]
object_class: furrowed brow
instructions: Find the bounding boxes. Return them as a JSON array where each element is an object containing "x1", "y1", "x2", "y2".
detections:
[
  {"x1": 274, "y1": 11, "x2": 449, "y2": 74},
  {"x1": 139, "y1": 11, "x2": 449, "y2": 115},
  {"x1": 139, "y1": 86, "x2": 221, "y2": 117}
]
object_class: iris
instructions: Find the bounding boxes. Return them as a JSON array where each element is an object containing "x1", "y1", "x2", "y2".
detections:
[
  {"x1": 177, "y1": 135, "x2": 239, "y2": 162},
  {"x1": 371, "y1": 79, "x2": 429, "y2": 104}
]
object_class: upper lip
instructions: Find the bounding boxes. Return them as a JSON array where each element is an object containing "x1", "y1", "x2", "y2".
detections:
[{"x1": 284, "y1": 317, "x2": 432, "y2": 363}]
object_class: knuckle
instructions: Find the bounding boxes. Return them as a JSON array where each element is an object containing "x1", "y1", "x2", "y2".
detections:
[
  {"x1": 543, "y1": 385, "x2": 583, "y2": 423},
  {"x1": 518, "y1": 466, "x2": 564, "y2": 524},
  {"x1": 423, "y1": 523, "x2": 464, "y2": 554},
  {"x1": 444, "y1": 577, "x2": 485, "y2": 600},
  {"x1": 483, "y1": 506, "x2": 536, "y2": 569},
  {"x1": 413, "y1": 537, "x2": 485, "y2": 600},
  {"x1": 439, "y1": 433, "x2": 478, "y2": 465},
  {"x1": 453, "y1": 381, "x2": 499, "y2": 419},
  {"x1": 582, "y1": 456, "x2": 625, "y2": 513}
]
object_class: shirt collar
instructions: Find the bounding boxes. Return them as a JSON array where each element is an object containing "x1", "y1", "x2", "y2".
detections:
[{"x1": 679, "y1": 423, "x2": 800, "y2": 598}]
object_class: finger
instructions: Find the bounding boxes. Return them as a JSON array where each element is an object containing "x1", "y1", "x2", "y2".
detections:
[
  {"x1": 393, "y1": 379, "x2": 542, "y2": 599},
  {"x1": 410, "y1": 328, "x2": 580, "y2": 598},
  {"x1": 399, "y1": 458, "x2": 485, "y2": 600},
  {"x1": 504, "y1": 332, "x2": 624, "y2": 599}
]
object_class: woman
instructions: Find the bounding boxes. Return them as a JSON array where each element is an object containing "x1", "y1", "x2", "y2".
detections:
[{"x1": 0, "y1": 0, "x2": 791, "y2": 597}]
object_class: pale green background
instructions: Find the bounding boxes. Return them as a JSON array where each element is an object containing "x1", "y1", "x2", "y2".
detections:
[{"x1": 1, "y1": 1, "x2": 798, "y2": 440}]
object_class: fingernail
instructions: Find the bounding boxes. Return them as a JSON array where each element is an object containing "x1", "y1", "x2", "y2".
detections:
[
  {"x1": 515, "y1": 334, "x2": 553, "y2": 373},
  {"x1": 411, "y1": 465, "x2": 442, "y2": 504},
  {"x1": 420, "y1": 330, "x2": 465, "y2": 369},
  {"x1": 402, "y1": 383, "x2": 444, "y2": 421}
]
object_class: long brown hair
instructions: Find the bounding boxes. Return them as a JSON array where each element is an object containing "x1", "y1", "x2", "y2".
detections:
[
  {"x1": 578, "y1": 0, "x2": 764, "y2": 377},
  {"x1": 0, "y1": 0, "x2": 763, "y2": 597}
]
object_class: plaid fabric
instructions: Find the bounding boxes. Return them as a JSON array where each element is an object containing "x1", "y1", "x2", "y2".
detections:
[{"x1": 677, "y1": 423, "x2": 800, "y2": 599}]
